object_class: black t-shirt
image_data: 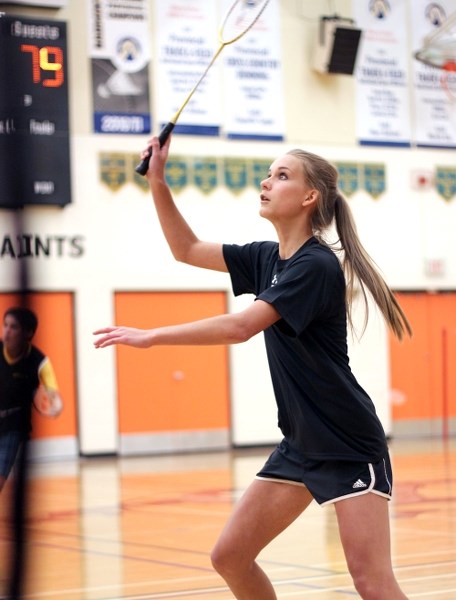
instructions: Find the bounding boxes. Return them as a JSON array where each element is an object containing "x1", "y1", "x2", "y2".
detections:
[
  {"x1": 223, "y1": 237, "x2": 388, "y2": 462},
  {"x1": 0, "y1": 342, "x2": 45, "y2": 435}
]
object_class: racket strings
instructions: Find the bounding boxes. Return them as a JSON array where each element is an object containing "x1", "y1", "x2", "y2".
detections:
[
  {"x1": 220, "y1": 0, "x2": 270, "y2": 44},
  {"x1": 135, "y1": 0, "x2": 270, "y2": 175}
]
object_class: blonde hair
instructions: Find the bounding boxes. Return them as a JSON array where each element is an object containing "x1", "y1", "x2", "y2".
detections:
[{"x1": 287, "y1": 149, "x2": 412, "y2": 340}]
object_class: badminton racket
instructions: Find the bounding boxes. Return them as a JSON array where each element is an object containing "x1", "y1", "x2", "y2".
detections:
[{"x1": 135, "y1": 0, "x2": 270, "y2": 176}]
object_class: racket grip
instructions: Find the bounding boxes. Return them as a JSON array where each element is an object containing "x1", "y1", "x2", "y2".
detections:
[{"x1": 135, "y1": 122, "x2": 176, "y2": 176}]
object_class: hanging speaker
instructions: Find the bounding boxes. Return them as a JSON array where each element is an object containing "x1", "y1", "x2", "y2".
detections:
[{"x1": 312, "y1": 16, "x2": 362, "y2": 75}]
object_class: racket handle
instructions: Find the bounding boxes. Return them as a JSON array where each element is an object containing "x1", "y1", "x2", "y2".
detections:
[{"x1": 135, "y1": 122, "x2": 176, "y2": 176}]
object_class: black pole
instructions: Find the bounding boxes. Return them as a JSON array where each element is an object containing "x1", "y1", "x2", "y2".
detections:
[{"x1": 5, "y1": 212, "x2": 30, "y2": 600}]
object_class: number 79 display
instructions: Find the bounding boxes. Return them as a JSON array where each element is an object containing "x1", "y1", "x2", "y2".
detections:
[{"x1": 0, "y1": 15, "x2": 71, "y2": 208}]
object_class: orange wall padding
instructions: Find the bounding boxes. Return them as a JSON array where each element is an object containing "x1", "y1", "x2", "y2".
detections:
[
  {"x1": 0, "y1": 293, "x2": 78, "y2": 440},
  {"x1": 115, "y1": 291, "x2": 230, "y2": 435},
  {"x1": 389, "y1": 292, "x2": 456, "y2": 422}
]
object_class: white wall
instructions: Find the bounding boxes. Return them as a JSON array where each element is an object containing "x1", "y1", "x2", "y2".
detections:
[{"x1": 1, "y1": 1, "x2": 456, "y2": 453}]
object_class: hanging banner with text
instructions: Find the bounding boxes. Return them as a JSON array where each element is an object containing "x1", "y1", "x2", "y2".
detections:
[
  {"x1": 222, "y1": 0, "x2": 284, "y2": 140},
  {"x1": 5, "y1": 0, "x2": 66, "y2": 5},
  {"x1": 410, "y1": 0, "x2": 456, "y2": 148},
  {"x1": 155, "y1": 0, "x2": 221, "y2": 136},
  {"x1": 353, "y1": 0, "x2": 411, "y2": 146},
  {"x1": 87, "y1": 0, "x2": 151, "y2": 134}
]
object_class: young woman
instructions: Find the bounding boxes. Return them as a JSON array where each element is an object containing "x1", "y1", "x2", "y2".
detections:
[
  {"x1": 94, "y1": 136, "x2": 411, "y2": 599},
  {"x1": 0, "y1": 307, "x2": 63, "y2": 492}
]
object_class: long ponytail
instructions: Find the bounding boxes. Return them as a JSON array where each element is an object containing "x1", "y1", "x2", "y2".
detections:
[
  {"x1": 287, "y1": 149, "x2": 412, "y2": 340},
  {"x1": 333, "y1": 193, "x2": 412, "y2": 340}
]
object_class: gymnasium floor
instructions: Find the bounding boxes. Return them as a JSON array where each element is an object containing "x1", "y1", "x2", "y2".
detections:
[{"x1": 1, "y1": 437, "x2": 455, "y2": 599}]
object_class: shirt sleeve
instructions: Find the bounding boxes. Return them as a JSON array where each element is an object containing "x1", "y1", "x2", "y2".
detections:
[
  {"x1": 38, "y1": 357, "x2": 59, "y2": 391},
  {"x1": 258, "y1": 251, "x2": 344, "y2": 336},
  {"x1": 223, "y1": 241, "x2": 276, "y2": 296}
]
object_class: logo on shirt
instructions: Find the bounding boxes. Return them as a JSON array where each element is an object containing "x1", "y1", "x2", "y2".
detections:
[{"x1": 271, "y1": 273, "x2": 278, "y2": 286}]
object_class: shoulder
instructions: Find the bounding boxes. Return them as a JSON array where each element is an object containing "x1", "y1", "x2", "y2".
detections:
[
  {"x1": 295, "y1": 238, "x2": 341, "y2": 271},
  {"x1": 29, "y1": 345, "x2": 47, "y2": 365},
  {"x1": 224, "y1": 240, "x2": 278, "y2": 255},
  {"x1": 223, "y1": 240, "x2": 278, "y2": 264}
]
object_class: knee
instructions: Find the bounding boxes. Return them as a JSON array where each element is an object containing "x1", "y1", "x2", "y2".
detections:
[
  {"x1": 345, "y1": 556, "x2": 370, "y2": 595},
  {"x1": 211, "y1": 541, "x2": 261, "y2": 592},
  {"x1": 211, "y1": 538, "x2": 245, "y2": 579},
  {"x1": 352, "y1": 574, "x2": 378, "y2": 599},
  {"x1": 348, "y1": 562, "x2": 393, "y2": 600}
]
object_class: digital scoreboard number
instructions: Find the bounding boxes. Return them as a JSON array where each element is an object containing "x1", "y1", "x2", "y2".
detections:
[{"x1": 0, "y1": 15, "x2": 71, "y2": 208}]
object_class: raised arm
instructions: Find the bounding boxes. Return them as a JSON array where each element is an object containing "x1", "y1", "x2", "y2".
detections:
[{"x1": 144, "y1": 136, "x2": 227, "y2": 272}]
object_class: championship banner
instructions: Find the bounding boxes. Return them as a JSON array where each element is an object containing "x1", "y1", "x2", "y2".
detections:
[
  {"x1": 249, "y1": 159, "x2": 272, "y2": 189},
  {"x1": 193, "y1": 157, "x2": 219, "y2": 194},
  {"x1": 5, "y1": 0, "x2": 66, "y2": 5},
  {"x1": 410, "y1": 0, "x2": 456, "y2": 148},
  {"x1": 224, "y1": 158, "x2": 248, "y2": 194},
  {"x1": 87, "y1": 0, "x2": 151, "y2": 134},
  {"x1": 99, "y1": 153, "x2": 128, "y2": 191},
  {"x1": 98, "y1": 153, "x2": 384, "y2": 200},
  {"x1": 165, "y1": 156, "x2": 190, "y2": 194},
  {"x1": 335, "y1": 162, "x2": 386, "y2": 199},
  {"x1": 336, "y1": 163, "x2": 360, "y2": 197},
  {"x1": 353, "y1": 0, "x2": 411, "y2": 146},
  {"x1": 222, "y1": 0, "x2": 285, "y2": 140},
  {"x1": 435, "y1": 166, "x2": 456, "y2": 201},
  {"x1": 363, "y1": 163, "x2": 386, "y2": 198},
  {"x1": 155, "y1": 0, "x2": 221, "y2": 136}
]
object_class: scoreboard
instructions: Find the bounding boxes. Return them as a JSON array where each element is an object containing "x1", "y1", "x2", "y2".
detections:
[{"x1": 0, "y1": 15, "x2": 71, "y2": 208}]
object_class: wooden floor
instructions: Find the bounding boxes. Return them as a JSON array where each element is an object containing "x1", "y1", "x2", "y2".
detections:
[{"x1": 1, "y1": 437, "x2": 456, "y2": 599}]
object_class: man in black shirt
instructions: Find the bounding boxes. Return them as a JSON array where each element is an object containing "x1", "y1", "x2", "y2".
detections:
[{"x1": 0, "y1": 307, "x2": 63, "y2": 492}]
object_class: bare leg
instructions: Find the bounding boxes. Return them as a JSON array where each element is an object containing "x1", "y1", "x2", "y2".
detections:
[
  {"x1": 335, "y1": 493, "x2": 408, "y2": 599},
  {"x1": 211, "y1": 478, "x2": 314, "y2": 600}
]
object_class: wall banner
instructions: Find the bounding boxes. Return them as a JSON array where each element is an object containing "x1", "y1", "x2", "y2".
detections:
[
  {"x1": 193, "y1": 157, "x2": 219, "y2": 194},
  {"x1": 353, "y1": 0, "x2": 411, "y2": 146},
  {"x1": 224, "y1": 158, "x2": 249, "y2": 195},
  {"x1": 336, "y1": 162, "x2": 386, "y2": 199},
  {"x1": 222, "y1": 0, "x2": 285, "y2": 140},
  {"x1": 4, "y1": 0, "x2": 67, "y2": 5},
  {"x1": 155, "y1": 0, "x2": 221, "y2": 136},
  {"x1": 410, "y1": 0, "x2": 456, "y2": 148},
  {"x1": 99, "y1": 153, "x2": 128, "y2": 191},
  {"x1": 435, "y1": 166, "x2": 456, "y2": 201},
  {"x1": 98, "y1": 152, "x2": 385, "y2": 200},
  {"x1": 337, "y1": 163, "x2": 360, "y2": 197},
  {"x1": 87, "y1": 0, "x2": 151, "y2": 134}
]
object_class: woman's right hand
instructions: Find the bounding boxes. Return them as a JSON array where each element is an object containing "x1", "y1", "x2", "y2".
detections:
[{"x1": 141, "y1": 134, "x2": 171, "y2": 183}]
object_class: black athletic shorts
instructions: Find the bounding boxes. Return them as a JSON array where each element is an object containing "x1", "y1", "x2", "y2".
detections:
[{"x1": 256, "y1": 438, "x2": 393, "y2": 506}]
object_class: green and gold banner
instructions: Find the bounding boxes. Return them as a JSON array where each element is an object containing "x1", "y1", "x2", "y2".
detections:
[
  {"x1": 362, "y1": 163, "x2": 386, "y2": 199},
  {"x1": 99, "y1": 153, "x2": 389, "y2": 200},
  {"x1": 193, "y1": 157, "x2": 219, "y2": 195},
  {"x1": 224, "y1": 158, "x2": 248, "y2": 195},
  {"x1": 336, "y1": 163, "x2": 359, "y2": 198},
  {"x1": 249, "y1": 159, "x2": 272, "y2": 190},
  {"x1": 100, "y1": 153, "x2": 128, "y2": 191},
  {"x1": 165, "y1": 156, "x2": 189, "y2": 194},
  {"x1": 435, "y1": 167, "x2": 456, "y2": 202},
  {"x1": 99, "y1": 153, "x2": 273, "y2": 195},
  {"x1": 335, "y1": 161, "x2": 386, "y2": 199}
]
